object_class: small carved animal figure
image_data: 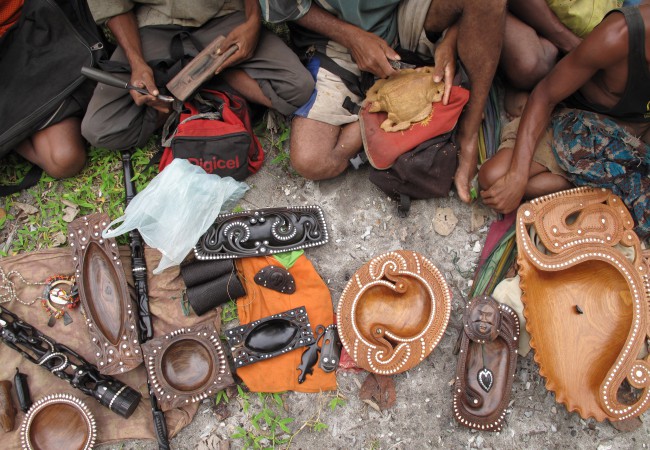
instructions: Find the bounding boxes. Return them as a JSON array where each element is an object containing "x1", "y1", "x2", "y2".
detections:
[
  {"x1": 365, "y1": 67, "x2": 444, "y2": 132},
  {"x1": 297, "y1": 342, "x2": 320, "y2": 383}
]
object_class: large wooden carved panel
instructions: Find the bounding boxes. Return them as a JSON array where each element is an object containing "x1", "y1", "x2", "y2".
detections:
[
  {"x1": 69, "y1": 214, "x2": 143, "y2": 375},
  {"x1": 517, "y1": 187, "x2": 650, "y2": 421}
]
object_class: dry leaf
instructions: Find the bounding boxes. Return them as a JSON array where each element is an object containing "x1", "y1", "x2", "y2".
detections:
[
  {"x1": 470, "y1": 203, "x2": 491, "y2": 232},
  {"x1": 0, "y1": 208, "x2": 5, "y2": 221},
  {"x1": 433, "y1": 207, "x2": 458, "y2": 236},
  {"x1": 61, "y1": 199, "x2": 78, "y2": 208},
  {"x1": 362, "y1": 399, "x2": 382, "y2": 413},
  {"x1": 359, "y1": 373, "x2": 396, "y2": 410},
  {"x1": 14, "y1": 202, "x2": 38, "y2": 215},
  {"x1": 197, "y1": 435, "x2": 229, "y2": 450},
  {"x1": 62, "y1": 205, "x2": 79, "y2": 223},
  {"x1": 50, "y1": 231, "x2": 67, "y2": 247}
]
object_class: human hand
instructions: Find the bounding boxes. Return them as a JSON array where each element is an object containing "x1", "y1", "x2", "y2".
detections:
[
  {"x1": 129, "y1": 62, "x2": 170, "y2": 113},
  {"x1": 346, "y1": 29, "x2": 398, "y2": 79},
  {"x1": 218, "y1": 18, "x2": 260, "y2": 72},
  {"x1": 480, "y1": 171, "x2": 527, "y2": 214},
  {"x1": 432, "y1": 39, "x2": 456, "y2": 105}
]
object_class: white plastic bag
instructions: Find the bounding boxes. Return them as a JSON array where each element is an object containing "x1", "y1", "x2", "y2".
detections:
[{"x1": 102, "y1": 159, "x2": 249, "y2": 274}]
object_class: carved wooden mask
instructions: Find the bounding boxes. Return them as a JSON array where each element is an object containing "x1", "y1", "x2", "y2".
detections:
[{"x1": 517, "y1": 187, "x2": 650, "y2": 421}]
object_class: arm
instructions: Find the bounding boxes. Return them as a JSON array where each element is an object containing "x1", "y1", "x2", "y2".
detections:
[
  {"x1": 508, "y1": 0, "x2": 580, "y2": 53},
  {"x1": 218, "y1": 0, "x2": 262, "y2": 71},
  {"x1": 296, "y1": 4, "x2": 399, "y2": 78},
  {"x1": 431, "y1": 24, "x2": 458, "y2": 105},
  {"x1": 481, "y1": 15, "x2": 628, "y2": 213},
  {"x1": 107, "y1": 12, "x2": 170, "y2": 112}
]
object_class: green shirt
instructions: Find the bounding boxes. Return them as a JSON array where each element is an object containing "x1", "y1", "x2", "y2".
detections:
[
  {"x1": 260, "y1": 0, "x2": 399, "y2": 43},
  {"x1": 88, "y1": 0, "x2": 243, "y2": 27}
]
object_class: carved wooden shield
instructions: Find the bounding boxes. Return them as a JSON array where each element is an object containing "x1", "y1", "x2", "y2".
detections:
[
  {"x1": 69, "y1": 214, "x2": 143, "y2": 375},
  {"x1": 517, "y1": 187, "x2": 650, "y2": 421},
  {"x1": 141, "y1": 322, "x2": 234, "y2": 411},
  {"x1": 337, "y1": 251, "x2": 452, "y2": 374}
]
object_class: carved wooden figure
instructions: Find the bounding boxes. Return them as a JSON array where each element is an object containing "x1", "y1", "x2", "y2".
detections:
[{"x1": 517, "y1": 187, "x2": 650, "y2": 422}]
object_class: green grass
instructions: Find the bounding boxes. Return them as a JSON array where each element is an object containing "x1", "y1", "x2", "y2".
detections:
[{"x1": 0, "y1": 142, "x2": 158, "y2": 256}]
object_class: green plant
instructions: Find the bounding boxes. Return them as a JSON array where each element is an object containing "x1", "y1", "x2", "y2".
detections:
[
  {"x1": 215, "y1": 389, "x2": 230, "y2": 405},
  {"x1": 220, "y1": 300, "x2": 239, "y2": 324},
  {"x1": 231, "y1": 391, "x2": 294, "y2": 449},
  {"x1": 0, "y1": 143, "x2": 158, "y2": 255}
]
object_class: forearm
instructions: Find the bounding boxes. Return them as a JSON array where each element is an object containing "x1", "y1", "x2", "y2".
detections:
[
  {"x1": 107, "y1": 12, "x2": 147, "y2": 69},
  {"x1": 509, "y1": 82, "x2": 557, "y2": 176},
  {"x1": 508, "y1": 0, "x2": 579, "y2": 51},
  {"x1": 295, "y1": 4, "x2": 366, "y2": 51},
  {"x1": 243, "y1": 0, "x2": 261, "y2": 22}
]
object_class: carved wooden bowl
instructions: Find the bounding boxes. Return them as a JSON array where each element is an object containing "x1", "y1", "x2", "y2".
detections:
[
  {"x1": 20, "y1": 394, "x2": 96, "y2": 450},
  {"x1": 69, "y1": 214, "x2": 143, "y2": 375},
  {"x1": 517, "y1": 187, "x2": 650, "y2": 421},
  {"x1": 337, "y1": 250, "x2": 452, "y2": 374},
  {"x1": 142, "y1": 322, "x2": 234, "y2": 410}
]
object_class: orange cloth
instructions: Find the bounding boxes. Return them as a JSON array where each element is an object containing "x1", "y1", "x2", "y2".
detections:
[
  {"x1": 0, "y1": 0, "x2": 23, "y2": 37},
  {"x1": 235, "y1": 255, "x2": 337, "y2": 393}
]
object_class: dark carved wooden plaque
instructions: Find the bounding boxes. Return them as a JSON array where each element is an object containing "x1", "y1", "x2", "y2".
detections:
[{"x1": 194, "y1": 206, "x2": 329, "y2": 260}]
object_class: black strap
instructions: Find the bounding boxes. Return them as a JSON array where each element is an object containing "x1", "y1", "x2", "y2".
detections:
[
  {"x1": 397, "y1": 193, "x2": 411, "y2": 218},
  {"x1": 0, "y1": 164, "x2": 42, "y2": 197}
]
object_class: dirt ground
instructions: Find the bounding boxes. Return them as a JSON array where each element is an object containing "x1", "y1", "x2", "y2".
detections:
[{"x1": 96, "y1": 158, "x2": 649, "y2": 450}]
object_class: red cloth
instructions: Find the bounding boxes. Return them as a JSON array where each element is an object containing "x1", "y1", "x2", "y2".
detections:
[
  {"x1": 360, "y1": 86, "x2": 470, "y2": 169},
  {"x1": 0, "y1": 0, "x2": 23, "y2": 37}
]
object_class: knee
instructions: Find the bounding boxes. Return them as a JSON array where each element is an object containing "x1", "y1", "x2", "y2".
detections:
[
  {"x1": 80, "y1": 113, "x2": 104, "y2": 149},
  {"x1": 45, "y1": 145, "x2": 87, "y2": 179},
  {"x1": 282, "y1": 68, "x2": 316, "y2": 110},
  {"x1": 478, "y1": 157, "x2": 505, "y2": 191},
  {"x1": 506, "y1": 47, "x2": 557, "y2": 90},
  {"x1": 290, "y1": 150, "x2": 326, "y2": 180}
]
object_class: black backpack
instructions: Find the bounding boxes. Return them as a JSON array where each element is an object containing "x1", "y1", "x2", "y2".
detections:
[{"x1": 0, "y1": 0, "x2": 108, "y2": 193}]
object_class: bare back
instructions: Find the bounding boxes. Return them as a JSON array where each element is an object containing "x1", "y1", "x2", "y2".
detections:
[{"x1": 574, "y1": 6, "x2": 650, "y2": 138}]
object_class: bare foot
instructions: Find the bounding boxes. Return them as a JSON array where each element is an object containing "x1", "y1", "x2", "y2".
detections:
[{"x1": 454, "y1": 132, "x2": 479, "y2": 203}]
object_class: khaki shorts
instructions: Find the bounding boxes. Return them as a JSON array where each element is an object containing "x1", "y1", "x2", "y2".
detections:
[
  {"x1": 294, "y1": 0, "x2": 436, "y2": 126},
  {"x1": 498, "y1": 116, "x2": 569, "y2": 179}
]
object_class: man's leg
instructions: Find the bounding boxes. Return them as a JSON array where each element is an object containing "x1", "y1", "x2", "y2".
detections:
[
  {"x1": 501, "y1": 13, "x2": 558, "y2": 90},
  {"x1": 289, "y1": 118, "x2": 361, "y2": 180},
  {"x1": 425, "y1": 0, "x2": 507, "y2": 203},
  {"x1": 224, "y1": 26, "x2": 315, "y2": 115},
  {"x1": 17, "y1": 118, "x2": 86, "y2": 179},
  {"x1": 81, "y1": 26, "x2": 179, "y2": 151}
]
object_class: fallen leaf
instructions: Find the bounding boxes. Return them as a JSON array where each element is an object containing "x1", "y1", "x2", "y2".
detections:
[
  {"x1": 609, "y1": 417, "x2": 642, "y2": 432},
  {"x1": 62, "y1": 205, "x2": 79, "y2": 223},
  {"x1": 362, "y1": 399, "x2": 382, "y2": 413},
  {"x1": 50, "y1": 231, "x2": 67, "y2": 247},
  {"x1": 359, "y1": 373, "x2": 396, "y2": 410},
  {"x1": 197, "y1": 435, "x2": 229, "y2": 450},
  {"x1": 433, "y1": 207, "x2": 458, "y2": 236},
  {"x1": 470, "y1": 203, "x2": 490, "y2": 232},
  {"x1": 14, "y1": 202, "x2": 38, "y2": 215},
  {"x1": 61, "y1": 199, "x2": 78, "y2": 208},
  {"x1": 0, "y1": 208, "x2": 5, "y2": 220}
]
